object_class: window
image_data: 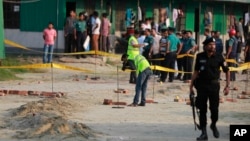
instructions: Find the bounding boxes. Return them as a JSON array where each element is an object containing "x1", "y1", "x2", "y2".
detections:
[{"x1": 3, "y1": 0, "x2": 20, "y2": 29}]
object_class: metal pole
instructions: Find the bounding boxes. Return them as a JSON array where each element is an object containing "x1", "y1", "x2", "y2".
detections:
[
  {"x1": 55, "y1": 0, "x2": 59, "y2": 53},
  {"x1": 51, "y1": 62, "x2": 54, "y2": 93}
]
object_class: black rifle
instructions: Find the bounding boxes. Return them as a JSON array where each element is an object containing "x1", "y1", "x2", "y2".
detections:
[{"x1": 190, "y1": 91, "x2": 200, "y2": 130}]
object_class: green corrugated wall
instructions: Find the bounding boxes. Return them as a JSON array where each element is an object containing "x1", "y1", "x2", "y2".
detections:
[{"x1": 0, "y1": 0, "x2": 5, "y2": 59}]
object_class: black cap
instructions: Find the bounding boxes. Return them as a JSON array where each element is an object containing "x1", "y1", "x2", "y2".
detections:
[
  {"x1": 203, "y1": 37, "x2": 216, "y2": 46},
  {"x1": 121, "y1": 53, "x2": 128, "y2": 61}
]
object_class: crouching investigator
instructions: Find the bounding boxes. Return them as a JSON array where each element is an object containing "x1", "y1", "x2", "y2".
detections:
[{"x1": 122, "y1": 54, "x2": 152, "y2": 107}]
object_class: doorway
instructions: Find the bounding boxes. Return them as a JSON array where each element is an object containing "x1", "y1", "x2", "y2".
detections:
[{"x1": 66, "y1": 2, "x2": 76, "y2": 17}]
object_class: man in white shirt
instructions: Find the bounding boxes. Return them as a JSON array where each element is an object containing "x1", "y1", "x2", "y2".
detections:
[
  {"x1": 91, "y1": 11, "x2": 101, "y2": 53},
  {"x1": 149, "y1": 28, "x2": 161, "y2": 76},
  {"x1": 137, "y1": 31, "x2": 146, "y2": 54}
]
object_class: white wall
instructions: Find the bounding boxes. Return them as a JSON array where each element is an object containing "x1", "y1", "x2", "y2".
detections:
[{"x1": 4, "y1": 29, "x2": 64, "y2": 50}]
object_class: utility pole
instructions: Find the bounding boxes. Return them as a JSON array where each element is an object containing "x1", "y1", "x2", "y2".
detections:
[{"x1": 0, "y1": 0, "x2": 5, "y2": 59}]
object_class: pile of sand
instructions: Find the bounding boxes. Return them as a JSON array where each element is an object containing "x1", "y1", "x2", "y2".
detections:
[{"x1": 4, "y1": 98, "x2": 102, "y2": 141}]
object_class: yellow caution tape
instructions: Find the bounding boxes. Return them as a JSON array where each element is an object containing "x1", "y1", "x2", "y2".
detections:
[
  {"x1": 52, "y1": 63, "x2": 92, "y2": 73},
  {"x1": 177, "y1": 54, "x2": 195, "y2": 59},
  {"x1": 226, "y1": 59, "x2": 238, "y2": 64},
  {"x1": 5, "y1": 39, "x2": 121, "y2": 57},
  {"x1": 0, "y1": 63, "x2": 51, "y2": 69},
  {"x1": 0, "y1": 63, "x2": 93, "y2": 73}
]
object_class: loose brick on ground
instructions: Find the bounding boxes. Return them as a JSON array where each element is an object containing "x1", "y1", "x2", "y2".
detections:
[
  {"x1": 0, "y1": 92, "x2": 5, "y2": 96},
  {"x1": 103, "y1": 99, "x2": 112, "y2": 105}
]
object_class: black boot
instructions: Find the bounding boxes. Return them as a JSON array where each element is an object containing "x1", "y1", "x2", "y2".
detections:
[
  {"x1": 197, "y1": 127, "x2": 208, "y2": 141},
  {"x1": 210, "y1": 123, "x2": 220, "y2": 138}
]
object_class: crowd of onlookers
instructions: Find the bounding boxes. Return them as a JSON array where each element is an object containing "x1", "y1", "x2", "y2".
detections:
[
  {"x1": 64, "y1": 10, "x2": 111, "y2": 58},
  {"x1": 123, "y1": 17, "x2": 250, "y2": 83}
]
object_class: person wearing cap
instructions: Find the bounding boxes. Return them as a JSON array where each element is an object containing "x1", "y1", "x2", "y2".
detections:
[
  {"x1": 160, "y1": 27, "x2": 182, "y2": 83},
  {"x1": 226, "y1": 29, "x2": 238, "y2": 81},
  {"x1": 190, "y1": 37, "x2": 230, "y2": 140},
  {"x1": 127, "y1": 54, "x2": 152, "y2": 107},
  {"x1": 126, "y1": 30, "x2": 146, "y2": 84}
]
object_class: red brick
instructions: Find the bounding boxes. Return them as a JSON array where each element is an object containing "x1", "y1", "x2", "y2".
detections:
[
  {"x1": 146, "y1": 99, "x2": 154, "y2": 103},
  {"x1": 18, "y1": 90, "x2": 28, "y2": 96},
  {"x1": 0, "y1": 92, "x2": 5, "y2": 96},
  {"x1": 103, "y1": 99, "x2": 112, "y2": 105},
  {"x1": 3, "y1": 90, "x2": 9, "y2": 94},
  {"x1": 242, "y1": 91, "x2": 250, "y2": 95},
  {"x1": 41, "y1": 92, "x2": 57, "y2": 97},
  {"x1": 232, "y1": 87, "x2": 238, "y2": 90},
  {"x1": 237, "y1": 95, "x2": 250, "y2": 99},
  {"x1": 28, "y1": 91, "x2": 41, "y2": 96},
  {"x1": 9, "y1": 90, "x2": 19, "y2": 95},
  {"x1": 56, "y1": 93, "x2": 61, "y2": 98},
  {"x1": 122, "y1": 89, "x2": 129, "y2": 94},
  {"x1": 226, "y1": 98, "x2": 237, "y2": 102},
  {"x1": 219, "y1": 97, "x2": 224, "y2": 103},
  {"x1": 114, "y1": 89, "x2": 123, "y2": 93}
]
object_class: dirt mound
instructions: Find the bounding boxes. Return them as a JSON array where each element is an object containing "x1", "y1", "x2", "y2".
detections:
[{"x1": 4, "y1": 98, "x2": 102, "y2": 140}]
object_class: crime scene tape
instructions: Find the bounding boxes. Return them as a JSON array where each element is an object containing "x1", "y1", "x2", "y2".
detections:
[
  {"x1": 177, "y1": 54, "x2": 195, "y2": 59},
  {"x1": 226, "y1": 59, "x2": 238, "y2": 64},
  {"x1": 0, "y1": 63, "x2": 93, "y2": 73},
  {"x1": 4, "y1": 39, "x2": 121, "y2": 57},
  {"x1": 148, "y1": 54, "x2": 195, "y2": 61}
]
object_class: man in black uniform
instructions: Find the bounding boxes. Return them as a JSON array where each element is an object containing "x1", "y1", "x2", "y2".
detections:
[{"x1": 189, "y1": 37, "x2": 230, "y2": 141}]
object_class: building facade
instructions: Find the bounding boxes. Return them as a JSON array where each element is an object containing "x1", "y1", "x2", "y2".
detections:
[{"x1": 2, "y1": 0, "x2": 250, "y2": 52}]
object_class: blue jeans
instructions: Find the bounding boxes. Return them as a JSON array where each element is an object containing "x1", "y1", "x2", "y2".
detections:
[
  {"x1": 43, "y1": 44, "x2": 54, "y2": 63},
  {"x1": 133, "y1": 68, "x2": 152, "y2": 104}
]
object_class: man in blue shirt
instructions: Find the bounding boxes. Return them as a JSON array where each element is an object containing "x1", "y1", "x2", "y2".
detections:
[
  {"x1": 143, "y1": 29, "x2": 154, "y2": 61},
  {"x1": 182, "y1": 30, "x2": 197, "y2": 82},
  {"x1": 160, "y1": 27, "x2": 182, "y2": 82}
]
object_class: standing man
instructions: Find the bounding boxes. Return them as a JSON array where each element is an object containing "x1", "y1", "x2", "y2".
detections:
[
  {"x1": 64, "y1": 10, "x2": 76, "y2": 53},
  {"x1": 226, "y1": 29, "x2": 238, "y2": 81},
  {"x1": 158, "y1": 26, "x2": 169, "y2": 82},
  {"x1": 190, "y1": 37, "x2": 230, "y2": 140},
  {"x1": 100, "y1": 13, "x2": 111, "y2": 52},
  {"x1": 149, "y1": 28, "x2": 162, "y2": 76},
  {"x1": 203, "y1": 28, "x2": 211, "y2": 51},
  {"x1": 162, "y1": 27, "x2": 182, "y2": 83},
  {"x1": 74, "y1": 12, "x2": 87, "y2": 59},
  {"x1": 182, "y1": 30, "x2": 196, "y2": 83},
  {"x1": 143, "y1": 28, "x2": 154, "y2": 61},
  {"x1": 126, "y1": 54, "x2": 152, "y2": 107},
  {"x1": 91, "y1": 11, "x2": 101, "y2": 54},
  {"x1": 43, "y1": 22, "x2": 57, "y2": 63},
  {"x1": 236, "y1": 18, "x2": 245, "y2": 43},
  {"x1": 214, "y1": 31, "x2": 223, "y2": 55},
  {"x1": 124, "y1": 30, "x2": 145, "y2": 84}
]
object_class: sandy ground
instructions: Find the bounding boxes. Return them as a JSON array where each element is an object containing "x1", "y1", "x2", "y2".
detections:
[{"x1": 0, "y1": 56, "x2": 250, "y2": 141}]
